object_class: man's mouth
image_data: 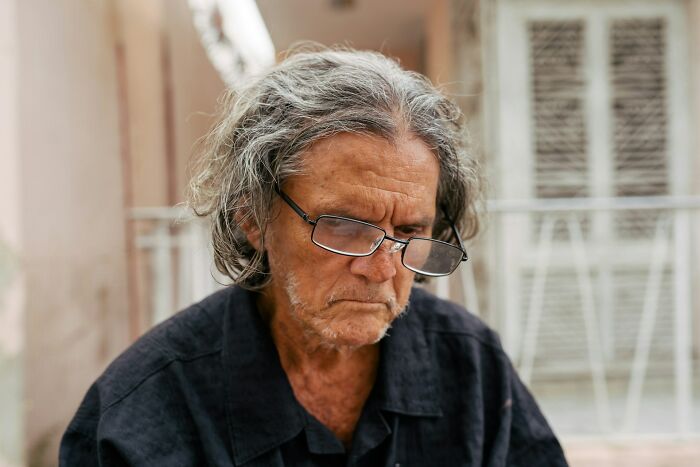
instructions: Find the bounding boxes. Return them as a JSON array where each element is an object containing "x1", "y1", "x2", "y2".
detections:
[{"x1": 329, "y1": 297, "x2": 391, "y2": 306}]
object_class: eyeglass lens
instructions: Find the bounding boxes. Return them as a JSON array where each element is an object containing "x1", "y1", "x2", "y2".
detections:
[
  {"x1": 312, "y1": 216, "x2": 384, "y2": 255},
  {"x1": 311, "y1": 216, "x2": 463, "y2": 275},
  {"x1": 403, "y1": 238, "x2": 463, "y2": 276}
]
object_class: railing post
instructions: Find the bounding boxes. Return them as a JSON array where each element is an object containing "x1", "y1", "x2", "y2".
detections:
[
  {"x1": 623, "y1": 216, "x2": 670, "y2": 432},
  {"x1": 460, "y1": 261, "x2": 480, "y2": 317},
  {"x1": 674, "y1": 210, "x2": 693, "y2": 434},
  {"x1": 568, "y1": 215, "x2": 612, "y2": 433},
  {"x1": 177, "y1": 221, "x2": 195, "y2": 310},
  {"x1": 152, "y1": 220, "x2": 174, "y2": 325},
  {"x1": 519, "y1": 215, "x2": 555, "y2": 385},
  {"x1": 435, "y1": 276, "x2": 450, "y2": 300},
  {"x1": 192, "y1": 220, "x2": 216, "y2": 299}
]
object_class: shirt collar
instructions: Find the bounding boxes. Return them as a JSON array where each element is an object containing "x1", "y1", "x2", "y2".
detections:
[
  {"x1": 372, "y1": 287, "x2": 443, "y2": 417},
  {"x1": 222, "y1": 287, "x2": 306, "y2": 465},
  {"x1": 222, "y1": 286, "x2": 442, "y2": 465}
]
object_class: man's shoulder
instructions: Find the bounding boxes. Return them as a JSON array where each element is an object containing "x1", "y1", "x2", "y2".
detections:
[
  {"x1": 62, "y1": 287, "x2": 248, "y2": 459},
  {"x1": 91, "y1": 286, "x2": 242, "y2": 412},
  {"x1": 407, "y1": 286, "x2": 503, "y2": 351}
]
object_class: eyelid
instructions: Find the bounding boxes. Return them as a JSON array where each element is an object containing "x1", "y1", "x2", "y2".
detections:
[{"x1": 396, "y1": 224, "x2": 429, "y2": 236}]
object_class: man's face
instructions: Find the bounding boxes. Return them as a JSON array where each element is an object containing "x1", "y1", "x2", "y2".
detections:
[{"x1": 262, "y1": 132, "x2": 440, "y2": 349}]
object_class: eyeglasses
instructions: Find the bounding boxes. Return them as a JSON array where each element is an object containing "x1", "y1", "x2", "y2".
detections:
[{"x1": 275, "y1": 187, "x2": 468, "y2": 277}]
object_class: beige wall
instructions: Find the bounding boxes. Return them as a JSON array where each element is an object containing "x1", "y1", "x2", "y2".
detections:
[
  {"x1": 117, "y1": 0, "x2": 172, "y2": 207},
  {"x1": 1, "y1": 0, "x2": 224, "y2": 464},
  {"x1": 425, "y1": 0, "x2": 454, "y2": 86},
  {"x1": 17, "y1": 0, "x2": 130, "y2": 463},
  {"x1": 115, "y1": 0, "x2": 224, "y2": 209},
  {"x1": 424, "y1": 0, "x2": 484, "y2": 148},
  {"x1": 424, "y1": 0, "x2": 489, "y2": 316},
  {"x1": 165, "y1": 2, "x2": 225, "y2": 198},
  {"x1": 0, "y1": 0, "x2": 23, "y2": 465},
  {"x1": 424, "y1": 0, "x2": 482, "y2": 113},
  {"x1": 115, "y1": 0, "x2": 224, "y2": 335},
  {"x1": 687, "y1": 0, "x2": 700, "y2": 360}
]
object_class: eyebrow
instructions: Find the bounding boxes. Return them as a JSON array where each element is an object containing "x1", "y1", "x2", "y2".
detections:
[{"x1": 313, "y1": 204, "x2": 362, "y2": 219}]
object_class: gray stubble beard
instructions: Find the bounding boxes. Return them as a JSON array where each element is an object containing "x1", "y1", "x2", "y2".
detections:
[{"x1": 282, "y1": 272, "x2": 409, "y2": 350}]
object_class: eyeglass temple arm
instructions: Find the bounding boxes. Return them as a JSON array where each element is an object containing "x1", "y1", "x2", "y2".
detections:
[
  {"x1": 441, "y1": 206, "x2": 468, "y2": 261},
  {"x1": 274, "y1": 185, "x2": 317, "y2": 225}
]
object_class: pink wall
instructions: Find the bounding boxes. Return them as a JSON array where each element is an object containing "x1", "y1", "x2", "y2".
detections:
[{"x1": 5, "y1": 0, "x2": 224, "y2": 463}]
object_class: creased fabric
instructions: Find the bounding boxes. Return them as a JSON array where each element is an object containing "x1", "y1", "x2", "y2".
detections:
[{"x1": 60, "y1": 286, "x2": 568, "y2": 467}]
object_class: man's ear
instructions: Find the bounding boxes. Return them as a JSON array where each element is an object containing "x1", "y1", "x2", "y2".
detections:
[{"x1": 235, "y1": 211, "x2": 263, "y2": 251}]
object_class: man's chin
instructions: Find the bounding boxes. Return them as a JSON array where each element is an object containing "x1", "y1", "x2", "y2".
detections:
[{"x1": 317, "y1": 316, "x2": 392, "y2": 350}]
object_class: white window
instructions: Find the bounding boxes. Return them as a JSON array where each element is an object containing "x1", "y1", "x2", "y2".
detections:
[{"x1": 492, "y1": 0, "x2": 692, "y2": 381}]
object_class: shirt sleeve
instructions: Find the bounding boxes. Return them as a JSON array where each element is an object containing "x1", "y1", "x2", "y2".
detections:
[
  {"x1": 505, "y1": 363, "x2": 570, "y2": 467},
  {"x1": 59, "y1": 384, "x2": 130, "y2": 467},
  {"x1": 60, "y1": 383, "x2": 99, "y2": 465}
]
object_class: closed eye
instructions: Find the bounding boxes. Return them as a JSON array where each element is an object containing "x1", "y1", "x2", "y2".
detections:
[{"x1": 395, "y1": 225, "x2": 430, "y2": 238}]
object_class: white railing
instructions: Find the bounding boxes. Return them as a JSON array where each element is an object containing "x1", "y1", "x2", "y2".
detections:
[
  {"x1": 131, "y1": 196, "x2": 700, "y2": 437},
  {"x1": 479, "y1": 196, "x2": 700, "y2": 437},
  {"x1": 131, "y1": 207, "x2": 227, "y2": 326}
]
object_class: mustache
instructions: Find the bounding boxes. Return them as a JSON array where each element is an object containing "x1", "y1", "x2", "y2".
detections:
[
  {"x1": 326, "y1": 287, "x2": 398, "y2": 309},
  {"x1": 283, "y1": 273, "x2": 405, "y2": 316}
]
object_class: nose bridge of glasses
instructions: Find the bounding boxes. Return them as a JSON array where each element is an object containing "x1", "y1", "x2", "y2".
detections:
[{"x1": 376, "y1": 234, "x2": 407, "y2": 254}]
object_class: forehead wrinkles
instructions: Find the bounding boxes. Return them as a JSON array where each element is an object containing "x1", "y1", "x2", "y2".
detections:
[
  {"x1": 318, "y1": 174, "x2": 437, "y2": 226},
  {"x1": 289, "y1": 132, "x2": 439, "y2": 218},
  {"x1": 308, "y1": 134, "x2": 438, "y2": 186},
  {"x1": 334, "y1": 177, "x2": 433, "y2": 210}
]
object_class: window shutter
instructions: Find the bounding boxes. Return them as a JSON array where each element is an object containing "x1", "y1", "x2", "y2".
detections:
[
  {"x1": 513, "y1": 10, "x2": 678, "y2": 375},
  {"x1": 611, "y1": 18, "x2": 669, "y2": 239},
  {"x1": 530, "y1": 20, "x2": 589, "y2": 200}
]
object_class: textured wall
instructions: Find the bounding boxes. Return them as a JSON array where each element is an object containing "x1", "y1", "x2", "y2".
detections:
[
  {"x1": 16, "y1": 0, "x2": 130, "y2": 464},
  {"x1": 0, "y1": 0, "x2": 23, "y2": 464},
  {"x1": 7, "y1": 1, "x2": 224, "y2": 464}
]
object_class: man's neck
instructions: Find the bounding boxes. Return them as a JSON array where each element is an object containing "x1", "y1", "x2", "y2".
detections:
[{"x1": 257, "y1": 287, "x2": 380, "y2": 446}]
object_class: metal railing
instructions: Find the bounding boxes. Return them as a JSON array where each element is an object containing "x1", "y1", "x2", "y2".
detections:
[
  {"x1": 131, "y1": 207, "x2": 227, "y2": 326},
  {"x1": 475, "y1": 196, "x2": 700, "y2": 437}
]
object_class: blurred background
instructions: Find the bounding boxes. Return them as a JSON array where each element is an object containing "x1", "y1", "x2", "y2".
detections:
[{"x1": 1, "y1": 0, "x2": 699, "y2": 465}]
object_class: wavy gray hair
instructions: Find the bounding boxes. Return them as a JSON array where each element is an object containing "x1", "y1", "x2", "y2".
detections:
[{"x1": 188, "y1": 46, "x2": 481, "y2": 289}]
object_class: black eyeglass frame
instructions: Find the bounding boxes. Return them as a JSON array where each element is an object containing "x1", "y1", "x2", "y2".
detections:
[{"x1": 274, "y1": 186, "x2": 468, "y2": 277}]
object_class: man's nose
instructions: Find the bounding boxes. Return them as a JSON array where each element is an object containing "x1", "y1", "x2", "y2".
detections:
[{"x1": 349, "y1": 241, "x2": 400, "y2": 282}]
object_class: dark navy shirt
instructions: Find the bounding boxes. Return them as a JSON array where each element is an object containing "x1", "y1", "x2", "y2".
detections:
[{"x1": 60, "y1": 286, "x2": 568, "y2": 466}]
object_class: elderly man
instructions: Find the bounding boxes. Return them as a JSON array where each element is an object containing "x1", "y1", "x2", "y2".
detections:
[{"x1": 61, "y1": 48, "x2": 568, "y2": 466}]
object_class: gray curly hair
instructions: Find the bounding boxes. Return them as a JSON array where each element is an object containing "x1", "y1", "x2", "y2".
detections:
[{"x1": 188, "y1": 46, "x2": 481, "y2": 289}]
